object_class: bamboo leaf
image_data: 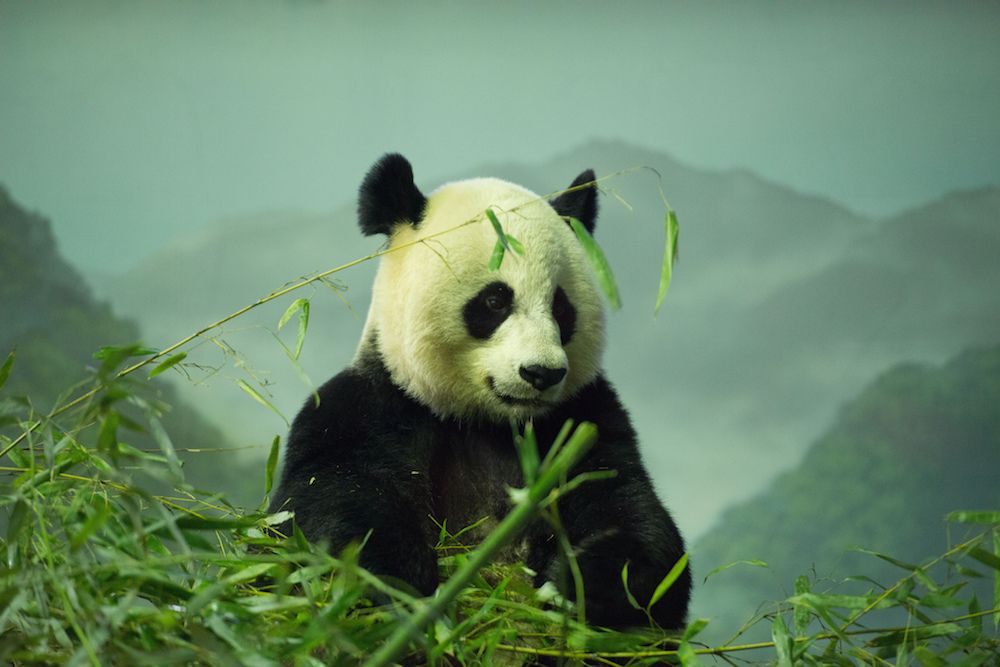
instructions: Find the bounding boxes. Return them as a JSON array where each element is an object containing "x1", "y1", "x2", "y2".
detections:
[
  {"x1": 265, "y1": 435, "x2": 280, "y2": 495},
  {"x1": 869, "y1": 624, "x2": 963, "y2": 646},
  {"x1": 485, "y1": 208, "x2": 511, "y2": 251},
  {"x1": 278, "y1": 298, "x2": 308, "y2": 331},
  {"x1": 654, "y1": 209, "x2": 680, "y2": 314},
  {"x1": 793, "y1": 574, "x2": 811, "y2": 635},
  {"x1": 647, "y1": 552, "x2": 689, "y2": 609},
  {"x1": 681, "y1": 617, "x2": 709, "y2": 641},
  {"x1": 788, "y1": 591, "x2": 895, "y2": 610},
  {"x1": 6, "y1": 498, "x2": 28, "y2": 546},
  {"x1": 0, "y1": 349, "x2": 14, "y2": 391},
  {"x1": 147, "y1": 352, "x2": 187, "y2": 379},
  {"x1": 968, "y1": 546, "x2": 1000, "y2": 571},
  {"x1": 514, "y1": 422, "x2": 539, "y2": 484},
  {"x1": 507, "y1": 234, "x2": 525, "y2": 256},
  {"x1": 620, "y1": 561, "x2": 642, "y2": 610},
  {"x1": 93, "y1": 344, "x2": 158, "y2": 376},
  {"x1": 772, "y1": 614, "x2": 793, "y2": 667},
  {"x1": 294, "y1": 299, "x2": 310, "y2": 360},
  {"x1": 994, "y1": 529, "x2": 999, "y2": 629},
  {"x1": 97, "y1": 411, "x2": 120, "y2": 458},
  {"x1": 896, "y1": 638, "x2": 910, "y2": 667},
  {"x1": 488, "y1": 238, "x2": 506, "y2": 272},
  {"x1": 677, "y1": 640, "x2": 701, "y2": 667},
  {"x1": 947, "y1": 511, "x2": 1000, "y2": 524},
  {"x1": 237, "y1": 380, "x2": 288, "y2": 425},
  {"x1": 854, "y1": 546, "x2": 921, "y2": 571},
  {"x1": 92, "y1": 344, "x2": 158, "y2": 361},
  {"x1": 702, "y1": 558, "x2": 768, "y2": 582},
  {"x1": 569, "y1": 217, "x2": 621, "y2": 310},
  {"x1": 70, "y1": 497, "x2": 111, "y2": 551},
  {"x1": 175, "y1": 516, "x2": 258, "y2": 530},
  {"x1": 148, "y1": 415, "x2": 184, "y2": 480}
]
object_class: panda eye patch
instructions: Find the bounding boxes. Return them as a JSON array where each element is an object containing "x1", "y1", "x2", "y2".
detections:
[
  {"x1": 552, "y1": 286, "x2": 576, "y2": 346},
  {"x1": 464, "y1": 281, "x2": 514, "y2": 339}
]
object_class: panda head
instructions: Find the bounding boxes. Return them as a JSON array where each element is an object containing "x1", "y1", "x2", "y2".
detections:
[{"x1": 355, "y1": 153, "x2": 605, "y2": 422}]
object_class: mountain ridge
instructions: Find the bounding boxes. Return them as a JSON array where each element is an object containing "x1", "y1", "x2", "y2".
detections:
[
  {"x1": 88, "y1": 140, "x2": 1000, "y2": 538},
  {"x1": 692, "y1": 343, "x2": 1000, "y2": 640},
  {"x1": 1, "y1": 185, "x2": 262, "y2": 506}
]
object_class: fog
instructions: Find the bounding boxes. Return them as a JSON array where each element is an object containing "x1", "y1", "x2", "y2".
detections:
[
  {"x1": 3, "y1": 2, "x2": 999, "y2": 275},
  {"x1": 2, "y1": 1, "x2": 999, "y2": 561}
]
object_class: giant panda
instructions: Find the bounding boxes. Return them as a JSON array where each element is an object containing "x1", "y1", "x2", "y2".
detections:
[{"x1": 270, "y1": 154, "x2": 690, "y2": 629}]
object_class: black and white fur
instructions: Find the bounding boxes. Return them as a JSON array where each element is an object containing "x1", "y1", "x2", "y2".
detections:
[{"x1": 270, "y1": 154, "x2": 690, "y2": 628}]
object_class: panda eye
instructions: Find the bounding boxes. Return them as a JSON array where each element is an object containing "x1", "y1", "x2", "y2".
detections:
[
  {"x1": 482, "y1": 284, "x2": 513, "y2": 313},
  {"x1": 485, "y1": 293, "x2": 508, "y2": 312},
  {"x1": 464, "y1": 281, "x2": 515, "y2": 340}
]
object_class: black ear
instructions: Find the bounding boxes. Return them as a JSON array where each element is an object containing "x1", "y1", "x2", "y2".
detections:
[
  {"x1": 357, "y1": 153, "x2": 427, "y2": 236},
  {"x1": 550, "y1": 169, "x2": 599, "y2": 234}
]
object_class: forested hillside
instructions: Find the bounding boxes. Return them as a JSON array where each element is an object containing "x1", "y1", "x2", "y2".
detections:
[
  {"x1": 0, "y1": 185, "x2": 260, "y2": 505},
  {"x1": 694, "y1": 344, "x2": 1000, "y2": 637},
  {"x1": 94, "y1": 141, "x2": 875, "y2": 534}
]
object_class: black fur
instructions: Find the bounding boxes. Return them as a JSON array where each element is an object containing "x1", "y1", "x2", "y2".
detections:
[
  {"x1": 462, "y1": 281, "x2": 514, "y2": 340},
  {"x1": 550, "y1": 169, "x2": 599, "y2": 234},
  {"x1": 552, "y1": 286, "x2": 576, "y2": 346},
  {"x1": 357, "y1": 153, "x2": 427, "y2": 236},
  {"x1": 270, "y1": 351, "x2": 691, "y2": 629}
]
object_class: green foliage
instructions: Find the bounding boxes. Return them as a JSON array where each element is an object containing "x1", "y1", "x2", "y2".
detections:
[
  {"x1": 569, "y1": 216, "x2": 622, "y2": 310},
  {"x1": 3, "y1": 174, "x2": 997, "y2": 664},
  {"x1": 485, "y1": 207, "x2": 524, "y2": 272},
  {"x1": 277, "y1": 298, "x2": 310, "y2": 360},
  {"x1": 655, "y1": 209, "x2": 680, "y2": 314},
  {"x1": 695, "y1": 345, "x2": 1000, "y2": 642}
]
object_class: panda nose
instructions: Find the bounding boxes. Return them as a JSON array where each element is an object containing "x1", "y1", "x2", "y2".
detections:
[{"x1": 519, "y1": 364, "x2": 567, "y2": 391}]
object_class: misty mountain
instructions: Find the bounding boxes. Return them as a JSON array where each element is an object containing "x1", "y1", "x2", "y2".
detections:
[
  {"x1": 93, "y1": 140, "x2": 999, "y2": 538},
  {"x1": 0, "y1": 185, "x2": 260, "y2": 505},
  {"x1": 692, "y1": 344, "x2": 1000, "y2": 639}
]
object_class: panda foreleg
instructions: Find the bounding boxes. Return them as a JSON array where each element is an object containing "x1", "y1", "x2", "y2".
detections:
[
  {"x1": 528, "y1": 378, "x2": 691, "y2": 629},
  {"x1": 552, "y1": 474, "x2": 691, "y2": 629},
  {"x1": 270, "y1": 369, "x2": 441, "y2": 597}
]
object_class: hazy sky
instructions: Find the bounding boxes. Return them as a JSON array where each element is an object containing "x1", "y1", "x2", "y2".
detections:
[{"x1": 2, "y1": 1, "x2": 999, "y2": 274}]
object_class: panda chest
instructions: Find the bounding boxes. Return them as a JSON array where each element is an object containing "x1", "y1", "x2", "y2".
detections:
[{"x1": 429, "y1": 429, "x2": 524, "y2": 546}]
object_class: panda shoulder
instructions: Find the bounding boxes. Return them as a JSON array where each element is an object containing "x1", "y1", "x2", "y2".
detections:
[
  {"x1": 286, "y1": 368, "x2": 385, "y2": 442},
  {"x1": 560, "y1": 374, "x2": 634, "y2": 437}
]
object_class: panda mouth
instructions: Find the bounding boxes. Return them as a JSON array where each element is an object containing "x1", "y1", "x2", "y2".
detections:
[{"x1": 486, "y1": 376, "x2": 549, "y2": 408}]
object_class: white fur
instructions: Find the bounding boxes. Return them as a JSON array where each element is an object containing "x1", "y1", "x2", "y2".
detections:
[{"x1": 357, "y1": 177, "x2": 605, "y2": 421}]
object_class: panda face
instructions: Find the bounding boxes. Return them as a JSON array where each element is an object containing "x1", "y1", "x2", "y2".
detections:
[{"x1": 357, "y1": 167, "x2": 605, "y2": 422}]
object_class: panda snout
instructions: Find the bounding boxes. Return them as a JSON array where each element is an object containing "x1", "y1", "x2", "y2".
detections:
[{"x1": 518, "y1": 364, "x2": 567, "y2": 391}]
